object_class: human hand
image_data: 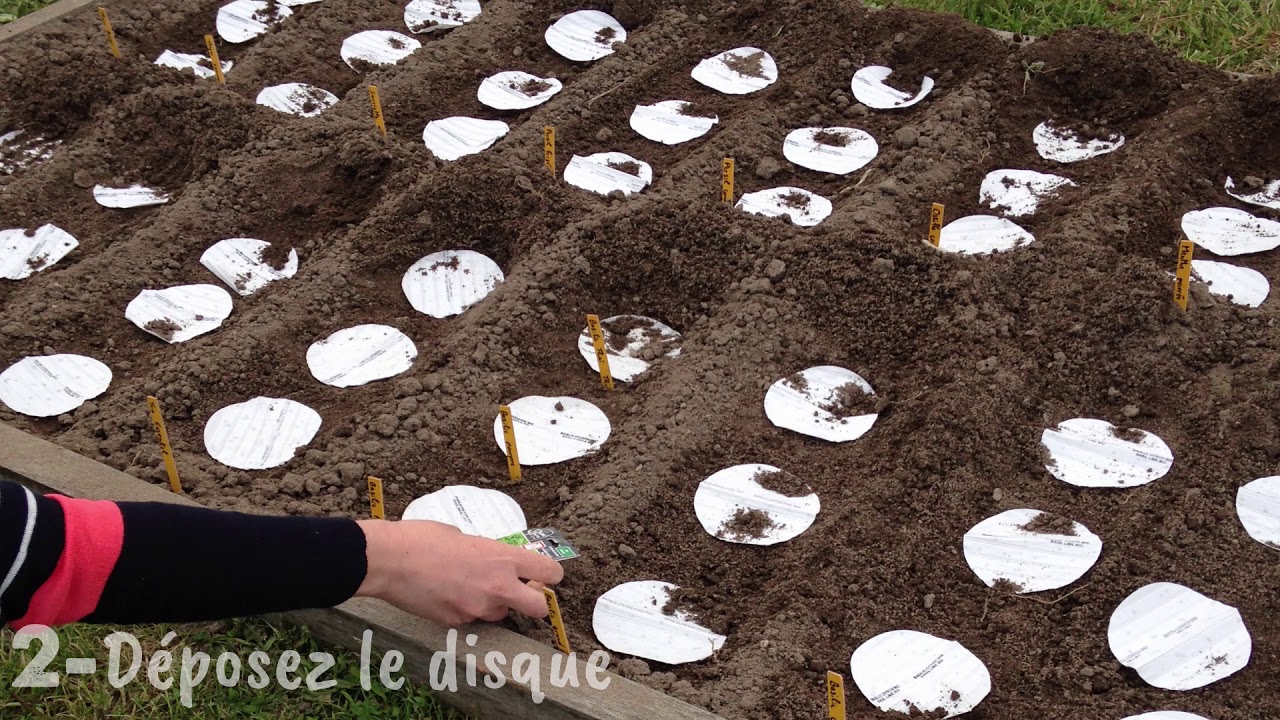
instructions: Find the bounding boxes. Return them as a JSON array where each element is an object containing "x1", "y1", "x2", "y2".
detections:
[{"x1": 355, "y1": 519, "x2": 564, "y2": 626}]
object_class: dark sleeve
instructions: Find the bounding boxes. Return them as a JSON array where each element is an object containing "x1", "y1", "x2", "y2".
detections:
[{"x1": 0, "y1": 481, "x2": 66, "y2": 623}]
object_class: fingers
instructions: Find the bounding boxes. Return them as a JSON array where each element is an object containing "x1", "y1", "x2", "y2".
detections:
[
  {"x1": 505, "y1": 580, "x2": 551, "y2": 619},
  {"x1": 527, "y1": 580, "x2": 546, "y2": 592},
  {"x1": 509, "y1": 545, "x2": 565, "y2": 585}
]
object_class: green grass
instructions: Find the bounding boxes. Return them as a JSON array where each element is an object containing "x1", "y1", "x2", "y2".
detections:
[
  {"x1": 0, "y1": 619, "x2": 463, "y2": 719},
  {"x1": 869, "y1": 0, "x2": 1280, "y2": 73},
  {"x1": 0, "y1": 0, "x2": 51, "y2": 24}
]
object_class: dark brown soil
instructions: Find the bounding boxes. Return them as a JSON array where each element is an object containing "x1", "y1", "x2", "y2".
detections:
[
  {"x1": 257, "y1": 242, "x2": 293, "y2": 271},
  {"x1": 718, "y1": 507, "x2": 776, "y2": 541},
  {"x1": 607, "y1": 160, "x2": 643, "y2": 176},
  {"x1": 1110, "y1": 425, "x2": 1147, "y2": 443},
  {"x1": 820, "y1": 382, "x2": 876, "y2": 418},
  {"x1": 595, "y1": 26, "x2": 618, "y2": 46},
  {"x1": 1021, "y1": 511, "x2": 1078, "y2": 536},
  {"x1": 723, "y1": 50, "x2": 766, "y2": 79},
  {"x1": 514, "y1": 78, "x2": 554, "y2": 95},
  {"x1": 778, "y1": 190, "x2": 811, "y2": 209},
  {"x1": 142, "y1": 318, "x2": 181, "y2": 341},
  {"x1": 677, "y1": 101, "x2": 718, "y2": 119},
  {"x1": 4, "y1": 2, "x2": 1280, "y2": 720},
  {"x1": 811, "y1": 129, "x2": 851, "y2": 147},
  {"x1": 751, "y1": 468, "x2": 812, "y2": 498},
  {"x1": 601, "y1": 315, "x2": 652, "y2": 351}
]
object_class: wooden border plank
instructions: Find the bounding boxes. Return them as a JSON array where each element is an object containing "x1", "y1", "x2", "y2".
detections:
[{"x1": 0, "y1": 0, "x2": 99, "y2": 43}]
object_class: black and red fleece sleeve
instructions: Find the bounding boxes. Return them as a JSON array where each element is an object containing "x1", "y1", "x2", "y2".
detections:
[{"x1": 0, "y1": 480, "x2": 368, "y2": 628}]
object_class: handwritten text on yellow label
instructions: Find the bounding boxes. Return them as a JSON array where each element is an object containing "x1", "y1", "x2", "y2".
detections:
[
  {"x1": 585, "y1": 314, "x2": 615, "y2": 390},
  {"x1": 146, "y1": 396, "x2": 183, "y2": 494},
  {"x1": 721, "y1": 158, "x2": 735, "y2": 203},
  {"x1": 97, "y1": 7, "x2": 121, "y2": 58},
  {"x1": 544, "y1": 127, "x2": 556, "y2": 176},
  {"x1": 367, "y1": 476, "x2": 385, "y2": 519},
  {"x1": 203, "y1": 35, "x2": 226, "y2": 84},
  {"x1": 368, "y1": 85, "x2": 387, "y2": 136},
  {"x1": 544, "y1": 587, "x2": 571, "y2": 654},
  {"x1": 928, "y1": 203, "x2": 945, "y2": 247},
  {"x1": 826, "y1": 671, "x2": 846, "y2": 720},
  {"x1": 499, "y1": 404, "x2": 522, "y2": 483},
  {"x1": 1174, "y1": 240, "x2": 1194, "y2": 311}
]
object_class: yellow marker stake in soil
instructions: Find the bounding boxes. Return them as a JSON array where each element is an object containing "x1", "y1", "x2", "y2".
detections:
[
  {"x1": 367, "y1": 476, "x2": 385, "y2": 519},
  {"x1": 544, "y1": 126, "x2": 556, "y2": 176},
  {"x1": 585, "y1": 314, "x2": 615, "y2": 391},
  {"x1": 368, "y1": 85, "x2": 387, "y2": 137},
  {"x1": 928, "y1": 202, "x2": 945, "y2": 247},
  {"x1": 825, "y1": 671, "x2": 846, "y2": 720},
  {"x1": 544, "y1": 587, "x2": 571, "y2": 654},
  {"x1": 1173, "y1": 239, "x2": 1195, "y2": 311},
  {"x1": 499, "y1": 404, "x2": 522, "y2": 483},
  {"x1": 145, "y1": 396, "x2": 183, "y2": 494},
  {"x1": 202, "y1": 35, "x2": 226, "y2": 84},
  {"x1": 97, "y1": 7, "x2": 121, "y2": 58},
  {"x1": 721, "y1": 158, "x2": 735, "y2": 203}
]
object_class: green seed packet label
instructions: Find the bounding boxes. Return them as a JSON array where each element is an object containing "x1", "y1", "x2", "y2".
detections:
[{"x1": 498, "y1": 528, "x2": 580, "y2": 561}]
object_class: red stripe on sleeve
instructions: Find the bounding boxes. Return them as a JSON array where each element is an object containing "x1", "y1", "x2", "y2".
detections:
[{"x1": 11, "y1": 496, "x2": 124, "y2": 629}]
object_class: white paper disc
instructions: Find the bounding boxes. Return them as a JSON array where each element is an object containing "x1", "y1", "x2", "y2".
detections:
[
  {"x1": 563, "y1": 152, "x2": 652, "y2": 196},
  {"x1": 199, "y1": 237, "x2": 299, "y2": 296},
  {"x1": 216, "y1": 0, "x2": 292, "y2": 43},
  {"x1": 1236, "y1": 476, "x2": 1280, "y2": 550},
  {"x1": 92, "y1": 184, "x2": 170, "y2": 208},
  {"x1": 492, "y1": 396, "x2": 610, "y2": 465},
  {"x1": 277, "y1": 0, "x2": 320, "y2": 6},
  {"x1": 979, "y1": 169, "x2": 1075, "y2": 217},
  {"x1": 962, "y1": 509, "x2": 1102, "y2": 593},
  {"x1": 937, "y1": 215, "x2": 1035, "y2": 255},
  {"x1": 544, "y1": 10, "x2": 625, "y2": 62},
  {"x1": 850, "y1": 630, "x2": 991, "y2": 718},
  {"x1": 422, "y1": 117, "x2": 510, "y2": 161},
  {"x1": 782, "y1": 127, "x2": 878, "y2": 175},
  {"x1": 575, "y1": 314, "x2": 681, "y2": 382},
  {"x1": 1041, "y1": 418, "x2": 1173, "y2": 488},
  {"x1": 1190, "y1": 260, "x2": 1269, "y2": 307},
  {"x1": 477, "y1": 71, "x2": 562, "y2": 110},
  {"x1": 629, "y1": 101, "x2": 718, "y2": 145},
  {"x1": 306, "y1": 324, "x2": 417, "y2": 388},
  {"x1": 402, "y1": 485, "x2": 526, "y2": 538},
  {"x1": 1181, "y1": 207, "x2": 1280, "y2": 257},
  {"x1": 404, "y1": 0, "x2": 480, "y2": 33},
  {"x1": 125, "y1": 284, "x2": 234, "y2": 343},
  {"x1": 850, "y1": 66, "x2": 934, "y2": 110},
  {"x1": 1, "y1": 224, "x2": 78, "y2": 280},
  {"x1": 1225, "y1": 176, "x2": 1280, "y2": 210},
  {"x1": 736, "y1": 187, "x2": 832, "y2": 228},
  {"x1": 341, "y1": 31, "x2": 421, "y2": 69},
  {"x1": 255, "y1": 83, "x2": 339, "y2": 117},
  {"x1": 1109, "y1": 582, "x2": 1251, "y2": 691},
  {"x1": 401, "y1": 249, "x2": 503, "y2": 318},
  {"x1": 1121, "y1": 714, "x2": 1211, "y2": 720},
  {"x1": 0, "y1": 355, "x2": 112, "y2": 418},
  {"x1": 1033, "y1": 121, "x2": 1124, "y2": 163},
  {"x1": 0, "y1": 129, "x2": 60, "y2": 175},
  {"x1": 204, "y1": 397, "x2": 322, "y2": 470},
  {"x1": 592, "y1": 581, "x2": 726, "y2": 664},
  {"x1": 691, "y1": 47, "x2": 778, "y2": 95},
  {"x1": 764, "y1": 366, "x2": 877, "y2": 443},
  {"x1": 154, "y1": 50, "x2": 233, "y2": 79},
  {"x1": 694, "y1": 464, "x2": 819, "y2": 546}
]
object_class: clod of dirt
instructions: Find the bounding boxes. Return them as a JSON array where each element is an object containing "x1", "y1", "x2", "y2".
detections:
[
  {"x1": 812, "y1": 129, "x2": 852, "y2": 147},
  {"x1": 821, "y1": 382, "x2": 876, "y2": 418},
  {"x1": 252, "y1": 0, "x2": 284, "y2": 24},
  {"x1": 659, "y1": 586, "x2": 728, "y2": 635},
  {"x1": 778, "y1": 190, "x2": 811, "y2": 209},
  {"x1": 142, "y1": 318, "x2": 181, "y2": 341},
  {"x1": 751, "y1": 468, "x2": 812, "y2": 497},
  {"x1": 784, "y1": 371, "x2": 810, "y2": 393},
  {"x1": 724, "y1": 50, "x2": 767, "y2": 78},
  {"x1": 554, "y1": 401, "x2": 565, "y2": 411},
  {"x1": 594, "y1": 27, "x2": 617, "y2": 46},
  {"x1": 1021, "y1": 511, "x2": 1078, "y2": 536},
  {"x1": 388, "y1": 37, "x2": 407, "y2": 50},
  {"x1": 992, "y1": 578, "x2": 1026, "y2": 594},
  {"x1": 256, "y1": 244, "x2": 292, "y2": 272},
  {"x1": 429, "y1": 255, "x2": 462, "y2": 271},
  {"x1": 676, "y1": 101, "x2": 717, "y2": 119},
  {"x1": 600, "y1": 315, "x2": 657, "y2": 352},
  {"x1": 607, "y1": 160, "x2": 643, "y2": 176},
  {"x1": 717, "y1": 507, "x2": 777, "y2": 541},
  {"x1": 25, "y1": 254, "x2": 48, "y2": 270},
  {"x1": 1110, "y1": 425, "x2": 1146, "y2": 443},
  {"x1": 512, "y1": 78, "x2": 553, "y2": 95}
]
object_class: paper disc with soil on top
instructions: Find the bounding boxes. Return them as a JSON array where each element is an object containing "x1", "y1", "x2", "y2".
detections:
[
  {"x1": 422, "y1": 117, "x2": 510, "y2": 161},
  {"x1": 1181, "y1": 207, "x2": 1280, "y2": 256},
  {"x1": 0, "y1": 129, "x2": 60, "y2": 174},
  {"x1": 1225, "y1": 176, "x2": 1280, "y2": 210},
  {"x1": 691, "y1": 47, "x2": 778, "y2": 95},
  {"x1": 306, "y1": 324, "x2": 417, "y2": 388},
  {"x1": 92, "y1": 184, "x2": 170, "y2": 208},
  {"x1": 962, "y1": 509, "x2": 1102, "y2": 593},
  {"x1": 850, "y1": 65, "x2": 934, "y2": 109},
  {"x1": 256, "y1": 83, "x2": 339, "y2": 117},
  {"x1": 937, "y1": 215, "x2": 1035, "y2": 255},
  {"x1": 693, "y1": 464, "x2": 820, "y2": 546},
  {"x1": 0, "y1": 355, "x2": 112, "y2": 418},
  {"x1": 402, "y1": 486, "x2": 526, "y2": 539},
  {"x1": 204, "y1": 397, "x2": 322, "y2": 470},
  {"x1": 401, "y1": 249, "x2": 503, "y2": 318},
  {"x1": 216, "y1": 0, "x2": 293, "y2": 44},
  {"x1": 1108, "y1": 582, "x2": 1251, "y2": 691},
  {"x1": 404, "y1": 0, "x2": 481, "y2": 33},
  {"x1": 1190, "y1": 259, "x2": 1269, "y2": 307},
  {"x1": 764, "y1": 366, "x2": 878, "y2": 443},
  {"x1": 576, "y1": 314, "x2": 682, "y2": 382},
  {"x1": 154, "y1": 50, "x2": 233, "y2": 79},
  {"x1": 477, "y1": 71, "x2": 562, "y2": 110},
  {"x1": 850, "y1": 630, "x2": 991, "y2": 718},
  {"x1": 592, "y1": 581, "x2": 726, "y2": 664},
  {"x1": 125, "y1": 284, "x2": 234, "y2": 344},
  {"x1": 979, "y1": 169, "x2": 1076, "y2": 217},
  {"x1": 1041, "y1": 418, "x2": 1173, "y2": 488},
  {"x1": 1121, "y1": 714, "x2": 1211, "y2": 720},
  {"x1": 200, "y1": 237, "x2": 298, "y2": 296},
  {"x1": 1236, "y1": 476, "x2": 1280, "y2": 550},
  {"x1": 1033, "y1": 121, "x2": 1125, "y2": 163},
  {"x1": 1, "y1": 224, "x2": 77, "y2": 280},
  {"x1": 782, "y1": 127, "x2": 878, "y2": 175},
  {"x1": 736, "y1": 187, "x2": 832, "y2": 227},
  {"x1": 629, "y1": 101, "x2": 718, "y2": 145},
  {"x1": 563, "y1": 152, "x2": 652, "y2": 196},
  {"x1": 341, "y1": 31, "x2": 421, "y2": 69},
  {"x1": 492, "y1": 396, "x2": 610, "y2": 465},
  {"x1": 544, "y1": 10, "x2": 626, "y2": 62}
]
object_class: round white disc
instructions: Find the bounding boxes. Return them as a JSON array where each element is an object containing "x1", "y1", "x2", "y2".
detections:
[
  {"x1": 782, "y1": 127, "x2": 878, "y2": 175},
  {"x1": 1109, "y1": 582, "x2": 1251, "y2": 691},
  {"x1": 0, "y1": 355, "x2": 112, "y2": 418},
  {"x1": 402, "y1": 486, "x2": 526, "y2": 539},
  {"x1": 962, "y1": 509, "x2": 1102, "y2": 593},
  {"x1": 92, "y1": 184, "x2": 170, "y2": 208},
  {"x1": 575, "y1": 314, "x2": 681, "y2": 382},
  {"x1": 199, "y1": 238, "x2": 298, "y2": 297},
  {"x1": 306, "y1": 324, "x2": 417, "y2": 388},
  {"x1": 850, "y1": 630, "x2": 991, "y2": 718},
  {"x1": 492, "y1": 396, "x2": 610, "y2": 465},
  {"x1": 937, "y1": 215, "x2": 1035, "y2": 255},
  {"x1": 592, "y1": 581, "x2": 726, "y2": 664},
  {"x1": 216, "y1": 0, "x2": 292, "y2": 44},
  {"x1": 563, "y1": 152, "x2": 652, "y2": 196},
  {"x1": 205, "y1": 397, "x2": 321, "y2": 470},
  {"x1": 1033, "y1": 121, "x2": 1124, "y2": 163},
  {"x1": 401, "y1": 249, "x2": 503, "y2": 318},
  {"x1": 125, "y1": 284, "x2": 234, "y2": 344},
  {"x1": 979, "y1": 169, "x2": 1075, "y2": 217},
  {"x1": 850, "y1": 66, "x2": 934, "y2": 109},
  {"x1": 422, "y1": 117, "x2": 510, "y2": 161},
  {"x1": 764, "y1": 366, "x2": 877, "y2": 443},
  {"x1": 477, "y1": 71, "x2": 562, "y2": 110},
  {"x1": 1121, "y1": 714, "x2": 1211, "y2": 720},
  {"x1": 694, "y1": 464, "x2": 819, "y2": 546},
  {"x1": 1236, "y1": 476, "x2": 1280, "y2": 550},
  {"x1": 544, "y1": 10, "x2": 625, "y2": 62},
  {"x1": 255, "y1": 83, "x2": 338, "y2": 117},
  {"x1": 1190, "y1": 259, "x2": 1269, "y2": 307},
  {"x1": 1181, "y1": 207, "x2": 1280, "y2": 256},
  {"x1": 691, "y1": 47, "x2": 778, "y2": 95},
  {"x1": 154, "y1": 50, "x2": 233, "y2": 79},
  {"x1": 404, "y1": 0, "x2": 480, "y2": 33},
  {"x1": 1, "y1": 224, "x2": 78, "y2": 280},
  {"x1": 1041, "y1": 418, "x2": 1173, "y2": 488},
  {"x1": 629, "y1": 100, "x2": 718, "y2": 145},
  {"x1": 341, "y1": 30, "x2": 420, "y2": 69},
  {"x1": 1225, "y1": 176, "x2": 1280, "y2": 210},
  {"x1": 736, "y1": 187, "x2": 832, "y2": 227}
]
